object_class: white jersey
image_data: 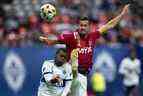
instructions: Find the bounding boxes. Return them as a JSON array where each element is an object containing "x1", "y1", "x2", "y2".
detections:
[
  {"x1": 119, "y1": 57, "x2": 141, "y2": 86},
  {"x1": 38, "y1": 60, "x2": 72, "y2": 96}
]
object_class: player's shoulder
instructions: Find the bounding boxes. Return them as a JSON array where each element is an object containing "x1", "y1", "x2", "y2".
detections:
[
  {"x1": 64, "y1": 62, "x2": 72, "y2": 69},
  {"x1": 89, "y1": 30, "x2": 100, "y2": 35},
  {"x1": 59, "y1": 31, "x2": 75, "y2": 39},
  {"x1": 61, "y1": 31, "x2": 75, "y2": 36},
  {"x1": 122, "y1": 57, "x2": 130, "y2": 62},
  {"x1": 89, "y1": 30, "x2": 100, "y2": 39},
  {"x1": 42, "y1": 60, "x2": 54, "y2": 67},
  {"x1": 135, "y1": 58, "x2": 141, "y2": 64}
]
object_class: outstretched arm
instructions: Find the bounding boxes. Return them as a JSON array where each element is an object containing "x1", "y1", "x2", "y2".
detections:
[
  {"x1": 98, "y1": 4, "x2": 130, "y2": 34},
  {"x1": 39, "y1": 35, "x2": 59, "y2": 45}
]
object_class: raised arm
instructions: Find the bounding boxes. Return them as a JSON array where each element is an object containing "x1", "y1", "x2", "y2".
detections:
[{"x1": 98, "y1": 4, "x2": 130, "y2": 34}]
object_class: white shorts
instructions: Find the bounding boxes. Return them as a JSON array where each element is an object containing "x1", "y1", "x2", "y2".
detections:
[
  {"x1": 70, "y1": 73, "x2": 87, "y2": 96},
  {"x1": 37, "y1": 83, "x2": 63, "y2": 96}
]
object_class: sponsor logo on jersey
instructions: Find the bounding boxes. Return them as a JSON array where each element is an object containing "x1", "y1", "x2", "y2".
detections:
[{"x1": 77, "y1": 47, "x2": 92, "y2": 54}]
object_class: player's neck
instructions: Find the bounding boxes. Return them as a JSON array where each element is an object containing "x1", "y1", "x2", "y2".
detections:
[{"x1": 79, "y1": 33, "x2": 87, "y2": 38}]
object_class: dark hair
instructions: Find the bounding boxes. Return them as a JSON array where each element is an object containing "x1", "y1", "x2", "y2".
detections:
[
  {"x1": 56, "y1": 48, "x2": 67, "y2": 55},
  {"x1": 80, "y1": 16, "x2": 89, "y2": 21},
  {"x1": 55, "y1": 48, "x2": 67, "y2": 66}
]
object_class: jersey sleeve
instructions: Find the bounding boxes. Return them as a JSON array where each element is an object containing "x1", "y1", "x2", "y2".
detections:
[
  {"x1": 91, "y1": 30, "x2": 101, "y2": 40},
  {"x1": 90, "y1": 30, "x2": 101, "y2": 46},
  {"x1": 42, "y1": 60, "x2": 54, "y2": 82},
  {"x1": 42, "y1": 60, "x2": 53, "y2": 74},
  {"x1": 57, "y1": 32, "x2": 75, "y2": 45},
  {"x1": 119, "y1": 59, "x2": 128, "y2": 75}
]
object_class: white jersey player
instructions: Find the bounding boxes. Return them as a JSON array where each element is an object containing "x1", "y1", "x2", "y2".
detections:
[
  {"x1": 38, "y1": 48, "x2": 73, "y2": 96},
  {"x1": 119, "y1": 48, "x2": 141, "y2": 96}
]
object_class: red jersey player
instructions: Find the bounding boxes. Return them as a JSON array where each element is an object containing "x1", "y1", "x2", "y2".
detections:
[{"x1": 39, "y1": 4, "x2": 130, "y2": 96}]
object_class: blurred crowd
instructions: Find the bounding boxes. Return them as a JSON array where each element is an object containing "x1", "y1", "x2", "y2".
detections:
[{"x1": 0, "y1": 0, "x2": 143, "y2": 47}]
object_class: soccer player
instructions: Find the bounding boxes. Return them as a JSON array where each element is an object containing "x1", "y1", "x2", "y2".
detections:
[
  {"x1": 39, "y1": 4, "x2": 130, "y2": 96},
  {"x1": 38, "y1": 48, "x2": 72, "y2": 96},
  {"x1": 119, "y1": 48, "x2": 141, "y2": 96}
]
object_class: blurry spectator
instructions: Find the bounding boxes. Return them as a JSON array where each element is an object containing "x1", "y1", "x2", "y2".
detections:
[
  {"x1": 138, "y1": 34, "x2": 143, "y2": 47},
  {"x1": 98, "y1": 11, "x2": 109, "y2": 26},
  {"x1": 18, "y1": 25, "x2": 33, "y2": 47},
  {"x1": 28, "y1": 13, "x2": 40, "y2": 32},
  {"x1": 27, "y1": 13, "x2": 41, "y2": 44},
  {"x1": 4, "y1": 17, "x2": 19, "y2": 31},
  {"x1": 0, "y1": 26, "x2": 5, "y2": 45},
  {"x1": 54, "y1": 15, "x2": 75, "y2": 33},
  {"x1": 136, "y1": 33, "x2": 143, "y2": 63},
  {"x1": 91, "y1": 70, "x2": 106, "y2": 96},
  {"x1": 0, "y1": 7, "x2": 5, "y2": 17},
  {"x1": 0, "y1": 16, "x2": 4, "y2": 26},
  {"x1": 40, "y1": 21, "x2": 53, "y2": 36},
  {"x1": 108, "y1": 0, "x2": 121, "y2": 11},
  {"x1": 108, "y1": 31, "x2": 122, "y2": 48},
  {"x1": 119, "y1": 27, "x2": 132, "y2": 44},
  {"x1": 79, "y1": 0, "x2": 91, "y2": 17},
  {"x1": 4, "y1": 30, "x2": 18, "y2": 47},
  {"x1": 119, "y1": 47, "x2": 141, "y2": 96}
]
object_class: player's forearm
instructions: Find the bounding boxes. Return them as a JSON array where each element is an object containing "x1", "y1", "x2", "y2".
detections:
[
  {"x1": 47, "y1": 40, "x2": 58, "y2": 45},
  {"x1": 44, "y1": 74, "x2": 53, "y2": 83},
  {"x1": 44, "y1": 74, "x2": 60, "y2": 84},
  {"x1": 39, "y1": 36, "x2": 58, "y2": 45},
  {"x1": 99, "y1": 4, "x2": 129, "y2": 34},
  {"x1": 99, "y1": 12, "x2": 124, "y2": 34},
  {"x1": 107, "y1": 13, "x2": 123, "y2": 28},
  {"x1": 61, "y1": 81, "x2": 72, "y2": 96}
]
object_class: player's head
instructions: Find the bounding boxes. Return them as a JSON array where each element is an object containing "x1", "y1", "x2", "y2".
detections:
[
  {"x1": 78, "y1": 16, "x2": 90, "y2": 37},
  {"x1": 55, "y1": 48, "x2": 67, "y2": 66}
]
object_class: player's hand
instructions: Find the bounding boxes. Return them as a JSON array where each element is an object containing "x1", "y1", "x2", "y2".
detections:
[
  {"x1": 39, "y1": 36, "x2": 48, "y2": 42},
  {"x1": 50, "y1": 74, "x2": 60, "y2": 83},
  {"x1": 39, "y1": 36, "x2": 56, "y2": 45},
  {"x1": 121, "y1": 4, "x2": 130, "y2": 15}
]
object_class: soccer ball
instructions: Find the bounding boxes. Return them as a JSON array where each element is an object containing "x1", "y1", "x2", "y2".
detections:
[{"x1": 40, "y1": 3, "x2": 56, "y2": 22}]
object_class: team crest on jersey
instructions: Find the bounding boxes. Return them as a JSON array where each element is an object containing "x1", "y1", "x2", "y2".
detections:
[{"x1": 3, "y1": 51, "x2": 26, "y2": 93}]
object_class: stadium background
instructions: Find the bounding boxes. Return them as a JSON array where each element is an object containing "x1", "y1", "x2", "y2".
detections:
[{"x1": 0, "y1": 0, "x2": 143, "y2": 96}]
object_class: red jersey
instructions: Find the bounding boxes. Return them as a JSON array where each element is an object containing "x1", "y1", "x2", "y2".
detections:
[{"x1": 58, "y1": 31, "x2": 100, "y2": 71}]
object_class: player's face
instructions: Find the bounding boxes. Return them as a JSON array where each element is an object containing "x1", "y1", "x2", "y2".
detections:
[
  {"x1": 79, "y1": 20, "x2": 90, "y2": 35},
  {"x1": 55, "y1": 50, "x2": 67, "y2": 66}
]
